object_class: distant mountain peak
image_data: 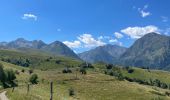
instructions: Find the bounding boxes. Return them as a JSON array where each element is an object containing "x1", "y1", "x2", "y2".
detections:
[
  {"x1": 79, "y1": 44, "x2": 127, "y2": 64},
  {"x1": 143, "y1": 32, "x2": 162, "y2": 38},
  {"x1": 0, "y1": 38, "x2": 80, "y2": 59},
  {"x1": 120, "y1": 32, "x2": 170, "y2": 70}
]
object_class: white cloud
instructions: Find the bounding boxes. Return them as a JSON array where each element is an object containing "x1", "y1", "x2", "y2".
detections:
[
  {"x1": 63, "y1": 40, "x2": 81, "y2": 48},
  {"x1": 161, "y1": 16, "x2": 168, "y2": 22},
  {"x1": 78, "y1": 34, "x2": 106, "y2": 48},
  {"x1": 138, "y1": 5, "x2": 151, "y2": 18},
  {"x1": 114, "y1": 32, "x2": 123, "y2": 39},
  {"x1": 121, "y1": 25, "x2": 159, "y2": 39},
  {"x1": 109, "y1": 39, "x2": 123, "y2": 46},
  {"x1": 109, "y1": 39, "x2": 118, "y2": 43},
  {"x1": 140, "y1": 10, "x2": 151, "y2": 18},
  {"x1": 22, "y1": 13, "x2": 37, "y2": 21}
]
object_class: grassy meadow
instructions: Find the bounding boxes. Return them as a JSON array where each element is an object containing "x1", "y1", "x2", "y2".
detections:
[
  {"x1": 0, "y1": 50, "x2": 170, "y2": 100},
  {"x1": 0, "y1": 61, "x2": 170, "y2": 100}
]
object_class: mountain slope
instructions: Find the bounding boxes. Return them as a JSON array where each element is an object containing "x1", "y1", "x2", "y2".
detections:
[
  {"x1": 41, "y1": 41, "x2": 80, "y2": 59},
  {"x1": 0, "y1": 38, "x2": 80, "y2": 59},
  {"x1": 120, "y1": 32, "x2": 170, "y2": 70},
  {"x1": 0, "y1": 49, "x2": 82, "y2": 69},
  {"x1": 79, "y1": 44, "x2": 127, "y2": 63}
]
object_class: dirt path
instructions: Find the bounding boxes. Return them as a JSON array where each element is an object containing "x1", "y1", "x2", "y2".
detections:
[{"x1": 0, "y1": 91, "x2": 9, "y2": 100}]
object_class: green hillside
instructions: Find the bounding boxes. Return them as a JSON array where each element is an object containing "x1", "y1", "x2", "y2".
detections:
[
  {"x1": 0, "y1": 61, "x2": 169, "y2": 100},
  {"x1": 0, "y1": 50, "x2": 170, "y2": 100},
  {"x1": 0, "y1": 49, "x2": 82, "y2": 70}
]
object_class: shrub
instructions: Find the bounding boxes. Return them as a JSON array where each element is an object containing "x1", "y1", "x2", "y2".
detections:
[
  {"x1": 80, "y1": 68, "x2": 87, "y2": 75},
  {"x1": 160, "y1": 83, "x2": 168, "y2": 89},
  {"x1": 21, "y1": 69, "x2": 25, "y2": 73},
  {"x1": 5, "y1": 69, "x2": 16, "y2": 82},
  {"x1": 116, "y1": 73, "x2": 124, "y2": 81},
  {"x1": 106, "y1": 64, "x2": 113, "y2": 69},
  {"x1": 128, "y1": 69, "x2": 134, "y2": 73},
  {"x1": 62, "y1": 68, "x2": 72, "y2": 73},
  {"x1": 0, "y1": 63, "x2": 6, "y2": 83},
  {"x1": 28, "y1": 69, "x2": 34, "y2": 74},
  {"x1": 79, "y1": 62, "x2": 94, "y2": 69},
  {"x1": 29, "y1": 74, "x2": 38, "y2": 84},
  {"x1": 56, "y1": 60, "x2": 61, "y2": 64},
  {"x1": 153, "y1": 79, "x2": 161, "y2": 87},
  {"x1": 165, "y1": 91, "x2": 170, "y2": 96},
  {"x1": 109, "y1": 71, "x2": 114, "y2": 76},
  {"x1": 69, "y1": 88, "x2": 75, "y2": 96},
  {"x1": 5, "y1": 69, "x2": 17, "y2": 87},
  {"x1": 87, "y1": 63, "x2": 94, "y2": 68}
]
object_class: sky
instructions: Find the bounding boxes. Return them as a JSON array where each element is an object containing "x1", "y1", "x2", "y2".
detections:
[{"x1": 0, "y1": 0, "x2": 170, "y2": 53}]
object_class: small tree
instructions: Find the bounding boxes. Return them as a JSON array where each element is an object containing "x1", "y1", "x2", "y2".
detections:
[
  {"x1": 5, "y1": 69, "x2": 16, "y2": 82},
  {"x1": 80, "y1": 68, "x2": 87, "y2": 75},
  {"x1": 0, "y1": 63, "x2": 6, "y2": 83},
  {"x1": 5, "y1": 69, "x2": 17, "y2": 87},
  {"x1": 69, "y1": 88, "x2": 75, "y2": 96},
  {"x1": 29, "y1": 74, "x2": 38, "y2": 84}
]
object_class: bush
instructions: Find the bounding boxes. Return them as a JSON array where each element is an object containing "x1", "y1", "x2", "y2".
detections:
[
  {"x1": 160, "y1": 83, "x2": 168, "y2": 89},
  {"x1": 29, "y1": 74, "x2": 38, "y2": 84},
  {"x1": 153, "y1": 79, "x2": 161, "y2": 87},
  {"x1": 106, "y1": 64, "x2": 113, "y2": 69},
  {"x1": 0, "y1": 64, "x2": 17, "y2": 87},
  {"x1": 5, "y1": 69, "x2": 17, "y2": 87},
  {"x1": 79, "y1": 62, "x2": 94, "y2": 69},
  {"x1": 0, "y1": 63, "x2": 6, "y2": 83},
  {"x1": 56, "y1": 60, "x2": 61, "y2": 64},
  {"x1": 80, "y1": 68, "x2": 87, "y2": 75},
  {"x1": 165, "y1": 91, "x2": 170, "y2": 96},
  {"x1": 62, "y1": 68, "x2": 72, "y2": 73},
  {"x1": 5, "y1": 69, "x2": 16, "y2": 82},
  {"x1": 116, "y1": 73, "x2": 124, "y2": 81},
  {"x1": 128, "y1": 69, "x2": 134, "y2": 73},
  {"x1": 69, "y1": 88, "x2": 75, "y2": 96},
  {"x1": 21, "y1": 69, "x2": 25, "y2": 73},
  {"x1": 28, "y1": 69, "x2": 34, "y2": 74},
  {"x1": 46, "y1": 58, "x2": 50, "y2": 62}
]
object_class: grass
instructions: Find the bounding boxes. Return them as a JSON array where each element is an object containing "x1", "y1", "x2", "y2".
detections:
[
  {"x1": 121, "y1": 67, "x2": 170, "y2": 84},
  {"x1": 1, "y1": 61, "x2": 170, "y2": 100},
  {"x1": 0, "y1": 50, "x2": 170, "y2": 99},
  {"x1": 0, "y1": 49, "x2": 82, "y2": 70}
]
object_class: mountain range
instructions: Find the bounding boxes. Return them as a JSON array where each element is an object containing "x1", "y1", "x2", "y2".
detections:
[
  {"x1": 0, "y1": 38, "x2": 80, "y2": 59},
  {"x1": 79, "y1": 32, "x2": 170, "y2": 70},
  {"x1": 1, "y1": 32, "x2": 170, "y2": 70},
  {"x1": 119, "y1": 32, "x2": 170, "y2": 70},
  {"x1": 78, "y1": 44, "x2": 127, "y2": 64}
]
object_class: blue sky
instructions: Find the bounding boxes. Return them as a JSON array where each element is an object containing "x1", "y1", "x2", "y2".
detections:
[{"x1": 0, "y1": 0, "x2": 170, "y2": 53}]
